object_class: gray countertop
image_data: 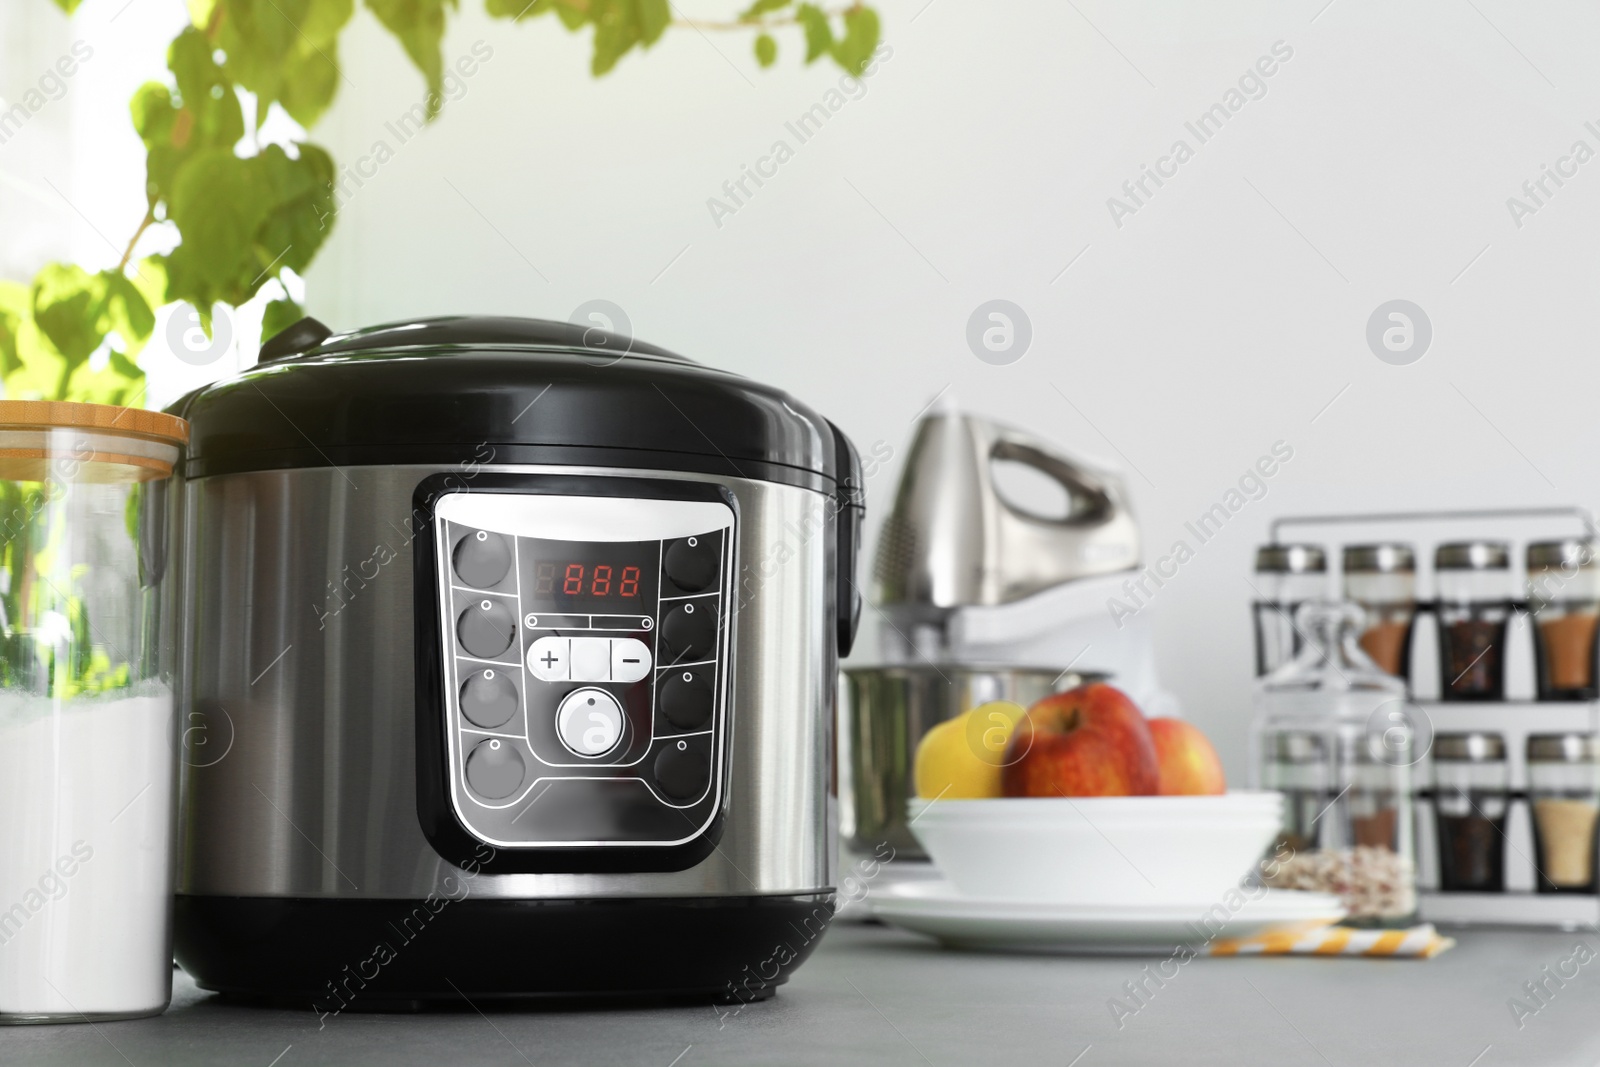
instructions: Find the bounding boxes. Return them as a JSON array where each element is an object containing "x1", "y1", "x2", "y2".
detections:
[{"x1": 2, "y1": 921, "x2": 1597, "y2": 1066}]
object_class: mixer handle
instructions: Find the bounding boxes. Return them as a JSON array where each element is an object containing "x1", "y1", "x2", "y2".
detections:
[{"x1": 986, "y1": 423, "x2": 1116, "y2": 526}]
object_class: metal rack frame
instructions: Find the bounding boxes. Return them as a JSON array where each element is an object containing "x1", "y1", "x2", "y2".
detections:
[{"x1": 1269, "y1": 506, "x2": 1595, "y2": 545}]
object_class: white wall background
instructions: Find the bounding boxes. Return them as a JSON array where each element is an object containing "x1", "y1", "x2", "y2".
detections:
[{"x1": 9, "y1": 0, "x2": 1600, "y2": 779}]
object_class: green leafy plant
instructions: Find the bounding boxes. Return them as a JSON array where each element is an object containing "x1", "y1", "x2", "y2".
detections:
[
  {"x1": 0, "y1": 481, "x2": 134, "y2": 698},
  {"x1": 14, "y1": 0, "x2": 882, "y2": 407}
]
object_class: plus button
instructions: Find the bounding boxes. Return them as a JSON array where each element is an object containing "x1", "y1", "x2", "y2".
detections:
[{"x1": 527, "y1": 636, "x2": 570, "y2": 681}]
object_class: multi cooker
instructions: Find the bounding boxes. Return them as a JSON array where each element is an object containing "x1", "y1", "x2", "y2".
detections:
[{"x1": 167, "y1": 316, "x2": 862, "y2": 1006}]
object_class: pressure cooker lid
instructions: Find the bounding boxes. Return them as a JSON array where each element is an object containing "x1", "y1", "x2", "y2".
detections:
[{"x1": 169, "y1": 316, "x2": 845, "y2": 488}]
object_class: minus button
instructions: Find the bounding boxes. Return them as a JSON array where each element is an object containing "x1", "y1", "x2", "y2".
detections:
[{"x1": 611, "y1": 637, "x2": 653, "y2": 683}]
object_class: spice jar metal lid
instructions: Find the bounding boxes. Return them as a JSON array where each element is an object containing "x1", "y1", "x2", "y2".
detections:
[
  {"x1": 1435, "y1": 541, "x2": 1510, "y2": 571},
  {"x1": 1527, "y1": 733, "x2": 1600, "y2": 763},
  {"x1": 1433, "y1": 732, "x2": 1506, "y2": 762},
  {"x1": 1256, "y1": 544, "x2": 1326, "y2": 574},
  {"x1": 1527, "y1": 539, "x2": 1598, "y2": 571},
  {"x1": 1344, "y1": 543, "x2": 1415, "y2": 573}
]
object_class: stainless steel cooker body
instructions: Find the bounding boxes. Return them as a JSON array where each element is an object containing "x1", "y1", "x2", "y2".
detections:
[{"x1": 178, "y1": 463, "x2": 836, "y2": 901}]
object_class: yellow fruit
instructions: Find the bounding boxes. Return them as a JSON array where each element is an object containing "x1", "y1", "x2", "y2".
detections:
[{"x1": 913, "y1": 701, "x2": 1026, "y2": 799}]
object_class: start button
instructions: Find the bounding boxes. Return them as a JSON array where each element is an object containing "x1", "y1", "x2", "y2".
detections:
[{"x1": 556, "y1": 688, "x2": 624, "y2": 757}]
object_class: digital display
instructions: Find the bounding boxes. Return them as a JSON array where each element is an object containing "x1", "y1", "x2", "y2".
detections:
[
  {"x1": 519, "y1": 537, "x2": 659, "y2": 613},
  {"x1": 536, "y1": 562, "x2": 642, "y2": 599}
]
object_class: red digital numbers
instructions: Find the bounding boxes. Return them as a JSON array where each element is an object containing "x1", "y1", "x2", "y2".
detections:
[{"x1": 547, "y1": 562, "x2": 643, "y2": 598}]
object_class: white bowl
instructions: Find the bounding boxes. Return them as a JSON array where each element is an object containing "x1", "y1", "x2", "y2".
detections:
[{"x1": 908, "y1": 791, "x2": 1285, "y2": 906}]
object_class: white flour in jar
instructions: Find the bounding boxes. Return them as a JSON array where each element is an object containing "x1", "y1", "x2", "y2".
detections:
[{"x1": 0, "y1": 691, "x2": 174, "y2": 1018}]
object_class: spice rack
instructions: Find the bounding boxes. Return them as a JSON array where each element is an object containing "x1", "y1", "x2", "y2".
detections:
[
  {"x1": 1415, "y1": 700, "x2": 1600, "y2": 929},
  {"x1": 1260, "y1": 507, "x2": 1600, "y2": 930}
]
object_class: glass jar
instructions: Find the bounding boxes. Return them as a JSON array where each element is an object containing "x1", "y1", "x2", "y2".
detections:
[
  {"x1": 1252, "y1": 600, "x2": 1419, "y2": 927},
  {"x1": 0, "y1": 402, "x2": 187, "y2": 1023},
  {"x1": 1527, "y1": 540, "x2": 1600, "y2": 701},
  {"x1": 1527, "y1": 734, "x2": 1600, "y2": 894},
  {"x1": 1434, "y1": 541, "x2": 1511, "y2": 701},
  {"x1": 1431, "y1": 732, "x2": 1509, "y2": 893},
  {"x1": 1342, "y1": 543, "x2": 1416, "y2": 680},
  {"x1": 1252, "y1": 544, "x2": 1327, "y2": 677}
]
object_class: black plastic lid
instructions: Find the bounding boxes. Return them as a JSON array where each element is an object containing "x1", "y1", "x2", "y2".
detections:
[{"x1": 169, "y1": 316, "x2": 845, "y2": 490}]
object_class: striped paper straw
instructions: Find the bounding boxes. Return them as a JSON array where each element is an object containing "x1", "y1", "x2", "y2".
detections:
[{"x1": 1207, "y1": 923, "x2": 1456, "y2": 958}]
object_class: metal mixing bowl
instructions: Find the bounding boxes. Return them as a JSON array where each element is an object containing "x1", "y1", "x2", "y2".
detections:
[{"x1": 838, "y1": 664, "x2": 1106, "y2": 859}]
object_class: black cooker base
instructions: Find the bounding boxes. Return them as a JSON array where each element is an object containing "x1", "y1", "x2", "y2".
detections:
[{"x1": 174, "y1": 892, "x2": 836, "y2": 1013}]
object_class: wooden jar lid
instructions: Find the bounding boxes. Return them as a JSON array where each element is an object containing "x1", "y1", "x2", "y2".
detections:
[
  {"x1": 0, "y1": 401, "x2": 189, "y2": 445},
  {"x1": 0, "y1": 401, "x2": 189, "y2": 482}
]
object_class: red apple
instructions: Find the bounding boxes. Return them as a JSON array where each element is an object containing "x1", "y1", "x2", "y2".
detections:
[
  {"x1": 1148, "y1": 717, "x2": 1227, "y2": 796},
  {"x1": 1000, "y1": 684, "x2": 1160, "y2": 798}
]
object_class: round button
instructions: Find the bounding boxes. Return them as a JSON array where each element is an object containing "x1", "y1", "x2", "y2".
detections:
[
  {"x1": 660, "y1": 669, "x2": 713, "y2": 730},
  {"x1": 465, "y1": 738, "x2": 525, "y2": 800},
  {"x1": 661, "y1": 601, "x2": 716, "y2": 660},
  {"x1": 664, "y1": 536, "x2": 717, "y2": 593},
  {"x1": 654, "y1": 742, "x2": 710, "y2": 801},
  {"x1": 459, "y1": 668, "x2": 518, "y2": 729},
  {"x1": 453, "y1": 530, "x2": 512, "y2": 588},
  {"x1": 556, "y1": 688, "x2": 625, "y2": 757},
  {"x1": 458, "y1": 599, "x2": 516, "y2": 659}
]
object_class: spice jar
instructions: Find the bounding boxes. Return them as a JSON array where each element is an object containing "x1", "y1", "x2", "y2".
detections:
[
  {"x1": 1260, "y1": 731, "x2": 1327, "y2": 854},
  {"x1": 1527, "y1": 734, "x2": 1600, "y2": 894},
  {"x1": 1527, "y1": 540, "x2": 1600, "y2": 701},
  {"x1": 1342, "y1": 543, "x2": 1416, "y2": 679},
  {"x1": 0, "y1": 402, "x2": 187, "y2": 1023},
  {"x1": 1434, "y1": 541, "x2": 1511, "y2": 701},
  {"x1": 1431, "y1": 732, "x2": 1509, "y2": 893},
  {"x1": 1252, "y1": 544, "x2": 1327, "y2": 677},
  {"x1": 1252, "y1": 600, "x2": 1419, "y2": 927}
]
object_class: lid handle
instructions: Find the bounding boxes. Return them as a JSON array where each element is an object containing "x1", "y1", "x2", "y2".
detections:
[
  {"x1": 828, "y1": 420, "x2": 864, "y2": 657},
  {"x1": 258, "y1": 316, "x2": 334, "y2": 363}
]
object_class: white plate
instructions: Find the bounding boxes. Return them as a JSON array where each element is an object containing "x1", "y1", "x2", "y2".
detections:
[
  {"x1": 870, "y1": 880, "x2": 1346, "y2": 955},
  {"x1": 835, "y1": 860, "x2": 944, "y2": 922}
]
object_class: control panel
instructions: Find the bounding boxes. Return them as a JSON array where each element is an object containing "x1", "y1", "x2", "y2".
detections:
[{"x1": 431, "y1": 491, "x2": 735, "y2": 850}]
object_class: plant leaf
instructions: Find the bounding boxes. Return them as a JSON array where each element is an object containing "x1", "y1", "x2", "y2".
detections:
[
  {"x1": 4, "y1": 317, "x2": 69, "y2": 401},
  {"x1": 261, "y1": 297, "x2": 305, "y2": 341},
  {"x1": 277, "y1": 37, "x2": 344, "y2": 127},
  {"x1": 31, "y1": 264, "x2": 108, "y2": 369},
  {"x1": 796, "y1": 3, "x2": 831, "y2": 63},
  {"x1": 638, "y1": 0, "x2": 669, "y2": 46},
  {"x1": 364, "y1": 0, "x2": 458, "y2": 118},
  {"x1": 588, "y1": 0, "x2": 670, "y2": 74},
  {"x1": 553, "y1": 0, "x2": 588, "y2": 30},
  {"x1": 589, "y1": 0, "x2": 634, "y2": 76},
  {"x1": 253, "y1": 143, "x2": 337, "y2": 278},
  {"x1": 755, "y1": 33, "x2": 777, "y2": 67},
  {"x1": 135, "y1": 28, "x2": 246, "y2": 209},
  {"x1": 829, "y1": 5, "x2": 878, "y2": 75},
  {"x1": 212, "y1": 0, "x2": 353, "y2": 128},
  {"x1": 739, "y1": 0, "x2": 790, "y2": 20},
  {"x1": 163, "y1": 143, "x2": 335, "y2": 311},
  {"x1": 484, "y1": 0, "x2": 553, "y2": 20},
  {"x1": 65, "y1": 350, "x2": 146, "y2": 408},
  {"x1": 0, "y1": 282, "x2": 29, "y2": 380},
  {"x1": 52, "y1": 0, "x2": 85, "y2": 13}
]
